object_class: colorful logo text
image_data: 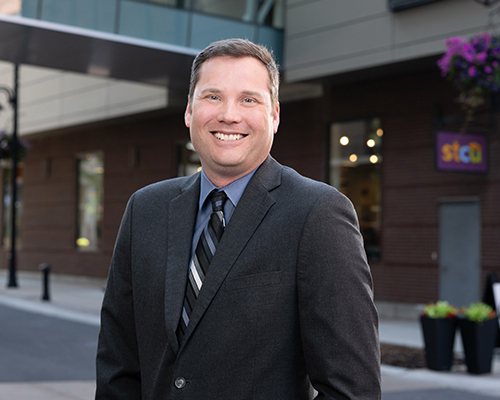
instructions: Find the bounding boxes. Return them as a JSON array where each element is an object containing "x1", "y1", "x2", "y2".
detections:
[{"x1": 441, "y1": 141, "x2": 482, "y2": 164}]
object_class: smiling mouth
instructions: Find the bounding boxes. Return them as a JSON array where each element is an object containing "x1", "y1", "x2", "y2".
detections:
[{"x1": 213, "y1": 132, "x2": 246, "y2": 141}]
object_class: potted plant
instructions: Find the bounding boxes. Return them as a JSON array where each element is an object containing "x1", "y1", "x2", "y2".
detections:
[
  {"x1": 420, "y1": 301, "x2": 458, "y2": 371},
  {"x1": 459, "y1": 302, "x2": 498, "y2": 374}
]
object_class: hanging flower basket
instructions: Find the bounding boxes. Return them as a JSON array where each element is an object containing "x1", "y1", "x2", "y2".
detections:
[
  {"x1": 437, "y1": 33, "x2": 500, "y2": 125},
  {"x1": 0, "y1": 131, "x2": 29, "y2": 163}
]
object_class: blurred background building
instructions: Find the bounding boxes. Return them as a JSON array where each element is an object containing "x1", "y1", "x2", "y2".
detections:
[{"x1": 0, "y1": 0, "x2": 498, "y2": 309}]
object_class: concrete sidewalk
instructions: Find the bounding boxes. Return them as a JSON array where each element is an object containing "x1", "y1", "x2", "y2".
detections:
[{"x1": 0, "y1": 270, "x2": 499, "y2": 399}]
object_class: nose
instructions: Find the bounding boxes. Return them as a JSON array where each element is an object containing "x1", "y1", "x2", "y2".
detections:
[{"x1": 217, "y1": 101, "x2": 242, "y2": 123}]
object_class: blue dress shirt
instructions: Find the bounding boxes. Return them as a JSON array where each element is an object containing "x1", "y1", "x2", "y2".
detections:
[{"x1": 190, "y1": 168, "x2": 256, "y2": 259}]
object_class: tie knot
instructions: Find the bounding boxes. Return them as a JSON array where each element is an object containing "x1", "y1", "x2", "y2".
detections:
[{"x1": 209, "y1": 190, "x2": 227, "y2": 212}]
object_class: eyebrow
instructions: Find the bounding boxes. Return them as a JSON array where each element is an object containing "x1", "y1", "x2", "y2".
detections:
[
  {"x1": 240, "y1": 90, "x2": 263, "y2": 99},
  {"x1": 198, "y1": 88, "x2": 264, "y2": 98},
  {"x1": 198, "y1": 88, "x2": 222, "y2": 96}
]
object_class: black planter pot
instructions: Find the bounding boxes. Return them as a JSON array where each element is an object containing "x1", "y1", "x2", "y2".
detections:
[
  {"x1": 420, "y1": 315, "x2": 457, "y2": 371},
  {"x1": 459, "y1": 318, "x2": 498, "y2": 374}
]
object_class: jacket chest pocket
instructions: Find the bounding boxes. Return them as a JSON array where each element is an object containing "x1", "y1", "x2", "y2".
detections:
[{"x1": 224, "y1": 271, "x2": 281, "y2": 291}]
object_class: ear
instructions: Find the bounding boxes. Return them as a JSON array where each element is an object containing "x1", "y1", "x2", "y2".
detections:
[
  {"x1": 184, "y1": 100, "x2": 191, "y2": 128},
  {"x1": 272, "y1": 102, "x2": 280, "y2": 134}
]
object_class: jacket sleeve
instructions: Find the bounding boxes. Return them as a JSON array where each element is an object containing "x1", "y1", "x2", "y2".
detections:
[
  {"x1": 297, "y1": 189, "x2": 381, "y2": 400},
  {"x1": 95, "y1": 194, "x2": 142, "y2": 399}
]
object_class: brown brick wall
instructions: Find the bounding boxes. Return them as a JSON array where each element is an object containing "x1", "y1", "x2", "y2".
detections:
[
  {"x1": 275, "y1": 68, "x2": 500, "y2": 304},
  {"x1": 1, "y1": 111, "x2": 190, "y2": 277}
]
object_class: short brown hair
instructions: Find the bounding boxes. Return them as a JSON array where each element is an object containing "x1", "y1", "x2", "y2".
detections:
[{"x1": 188, "y1": 38, "x2": 279, "y2": 110}]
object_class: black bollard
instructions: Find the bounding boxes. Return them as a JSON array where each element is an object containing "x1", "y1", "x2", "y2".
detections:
[{"x1": 39, "y1": 263, "x2": 51, "y2": 301}]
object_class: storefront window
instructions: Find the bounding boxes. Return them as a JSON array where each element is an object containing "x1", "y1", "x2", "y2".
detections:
[
  {"x1": 2, "y1": 165, "x2": 23, "y2": 249},
  {"x1": 177, "y1": 141, "x2": 201, "y2": 177},
  {"x1": 330, "y1": 118, "x2": 382, "y2": 263},
  {"x1": 76, "y1": 152, "x2": 104, "y2": 251}
]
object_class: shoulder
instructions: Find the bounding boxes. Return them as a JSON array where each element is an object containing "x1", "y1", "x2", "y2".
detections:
[
  {"x1": 130, "y1": 173, "x2": 199, "y2": 206},
  {"x1": 257, "y1": 156, "x2": 340, "y2": 201},
  {"x1": 280, "y1": 165, "x2": 350, "y2": 207}
]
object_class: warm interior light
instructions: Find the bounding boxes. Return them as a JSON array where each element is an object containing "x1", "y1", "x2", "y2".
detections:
[
  {"x1": 367, "y1": 139, "x2": 376, "y2": 148},
  {"x1": 376, "y1": 129, "x2": 383, "y2": 137},
  {"x1": 76, "y1": 237, "x2": 90, "y2": 247},
  {"x1": 349, "y1": 154, "x2": 358, "y2": 162},
  {"x1": 370, "y1": 155, "x2": 378, "y2": 164},
  {"x1": 340, "y1": 136, "x2": 349, "y2": 146}
]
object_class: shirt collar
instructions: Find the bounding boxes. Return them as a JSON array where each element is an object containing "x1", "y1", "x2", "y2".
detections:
[{"x1": 199, "y1": 168, "x2": 257, "y2": 210}]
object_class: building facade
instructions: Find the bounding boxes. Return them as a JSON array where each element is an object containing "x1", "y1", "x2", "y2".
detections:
[{"x1": 0, "y1": 0, "x2": 498, "y2": 307}]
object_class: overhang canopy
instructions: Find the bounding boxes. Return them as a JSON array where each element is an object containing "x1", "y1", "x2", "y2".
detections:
[{"x1": 0, "y1": 14, "x2": 198, "y2": 91}]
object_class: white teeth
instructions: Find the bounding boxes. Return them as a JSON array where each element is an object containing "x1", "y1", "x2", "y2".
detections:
[{"x1": 214, "y1": 132, "x2": 244, "y2": 141}]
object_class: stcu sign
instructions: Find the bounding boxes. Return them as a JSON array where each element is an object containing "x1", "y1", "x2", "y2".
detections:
[{"x1": 436, "y1": 131, "x2": 488, "y2": 173}]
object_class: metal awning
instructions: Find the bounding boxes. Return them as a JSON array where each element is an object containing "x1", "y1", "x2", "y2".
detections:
[{"x1": 0, "y1": 14, "x2": 198, "y2": 90}]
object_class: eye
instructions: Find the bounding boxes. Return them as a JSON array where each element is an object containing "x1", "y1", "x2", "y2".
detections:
[
  {"x1": 243, "y1": 98, "x2": 255, "y2": 103},
  {"x1": 209, "y1": 95, "x2": 219, "y2": 100}
]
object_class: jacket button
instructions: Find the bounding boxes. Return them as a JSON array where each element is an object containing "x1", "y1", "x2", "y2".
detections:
[{"x1": 174, "y1": 377, "x2": 186, "y2": 389}]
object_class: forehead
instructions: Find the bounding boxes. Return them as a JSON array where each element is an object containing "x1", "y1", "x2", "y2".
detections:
[{"x1": 196, "y1": 56, "x2": 270, "y2": 90}]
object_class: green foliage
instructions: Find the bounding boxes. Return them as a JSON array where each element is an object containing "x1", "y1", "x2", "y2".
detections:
[
  {"x1": 462, "y1": 302, "x2": 497, "y2": 323},
  {"x1": 423, "y1": 301, "x2": 458, "y2": 319}
]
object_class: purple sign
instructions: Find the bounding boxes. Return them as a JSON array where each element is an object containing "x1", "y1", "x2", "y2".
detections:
[{"x1": 436, "y1": 131, "x2": 488, "y2": 173}]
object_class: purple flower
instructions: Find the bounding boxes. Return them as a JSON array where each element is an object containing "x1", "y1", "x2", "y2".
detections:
[
  {"x1": 445, "y1": 36, "x2": 467, "y2": 48},
  {"x1": 437, "y1": 55, "x2": 452, "y2": 75},
  {"x1": 475, "y1": 52, "x2": 487, "y2": 64},
  {"x1": 438, "y1": 32, "x2": 500, "y2": 94}
]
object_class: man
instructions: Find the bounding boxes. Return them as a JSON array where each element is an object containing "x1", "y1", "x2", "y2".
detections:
[{"x1": 96, "y1": 38, "x2": 381, "y2": 399}]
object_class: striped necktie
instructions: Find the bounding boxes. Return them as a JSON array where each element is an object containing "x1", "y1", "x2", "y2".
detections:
[{"x1": 178, "y1": 190, "x2": 227, "y2": 341}]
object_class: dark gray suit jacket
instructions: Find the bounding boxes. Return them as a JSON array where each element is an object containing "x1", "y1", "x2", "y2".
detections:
[{"x1": 96, "y1": 156, "x2": 381, "y2": 400}]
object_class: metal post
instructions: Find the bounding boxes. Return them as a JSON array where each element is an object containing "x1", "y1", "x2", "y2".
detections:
[
  {"x1": 39, "y1": 263, "x2": 51, "y2": 301},
  {"x1": 7, "y1": 64, "x2": 18, "y2": 288}
]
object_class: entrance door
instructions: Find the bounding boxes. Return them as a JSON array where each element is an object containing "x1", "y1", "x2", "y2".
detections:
[{"x1": 439, "y1": 199, "x2": 481, "y2": 307}]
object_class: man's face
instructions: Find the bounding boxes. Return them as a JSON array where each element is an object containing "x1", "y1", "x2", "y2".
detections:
[{"x1": 185, "y1": 56, "x2": 280, "y2": 186}]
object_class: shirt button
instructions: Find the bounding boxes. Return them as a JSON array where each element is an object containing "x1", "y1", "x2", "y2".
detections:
[{"x1": 174, "y1": 377, "x2": 186, "y2": 389}]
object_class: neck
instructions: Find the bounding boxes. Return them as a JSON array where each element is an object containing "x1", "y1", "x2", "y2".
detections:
[{"x1": 203, "y1": 170, "x2": 246, "y2": 188}]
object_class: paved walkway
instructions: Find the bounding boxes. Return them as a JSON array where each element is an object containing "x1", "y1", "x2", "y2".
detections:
[{"x1": 0, "y1": 270, "x2": 499, "y2": 399}]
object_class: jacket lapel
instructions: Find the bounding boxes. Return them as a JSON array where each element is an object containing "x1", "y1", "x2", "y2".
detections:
[
  {"x1": 180, "y1": 157, "x2": 282, "y2": 347},
  {"x1": 164, "y1": 174, "x2": 200, "y2": 354}
]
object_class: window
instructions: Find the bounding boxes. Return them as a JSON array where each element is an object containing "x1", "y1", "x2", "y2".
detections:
[
  {"x1": 193, "y1": 0, "x2": 284, "y2": 28},
  {"x1": 329, "y1": 118, "x2": 382, "y2": 263},
  {"x1": 132, "y1": 0, "x2": 284, "y2": 27},
  {"x1": 76, "y1": 152, "x2": 104, "y2": 251},
  {"x1": 2, "y1": 165, "x2": 23, "y2": 249},
  {"x1": 177, "y1": 141, "x2": 201, "y2": 177},
  {"x1": 135, "y1": 0, "x2": 192, "y2": 7},
  {"x1": 388, "y1": 0, "x2": 440, "y2": 11}
]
